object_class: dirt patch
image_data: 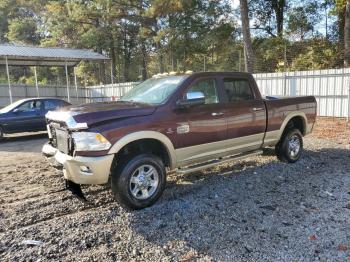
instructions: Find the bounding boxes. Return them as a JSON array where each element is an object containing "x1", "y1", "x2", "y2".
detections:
[
  {"x1": 1, "y1": 118, "x2": 350, "y2": 261},
  {"x1": 312, "y1": 117, "x2": 350, "y2": 145}
]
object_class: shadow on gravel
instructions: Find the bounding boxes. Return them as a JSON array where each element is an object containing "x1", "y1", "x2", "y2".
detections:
[
  {"x1": 128, "y1": 147, "x2": 350, "y2": 260},
  {"x1": 0, "y1": 132, "x2": 47, "y2": 153},
  {"x1": 1, "y1": 132, "x2": 47, "y2": 143}
]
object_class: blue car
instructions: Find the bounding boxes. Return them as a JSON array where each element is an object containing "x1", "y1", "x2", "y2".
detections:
[{"x1": 0, "y1": 98, "x2": 70, "y2": 140}]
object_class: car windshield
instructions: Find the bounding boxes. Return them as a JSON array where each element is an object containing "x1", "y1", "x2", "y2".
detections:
[
  {"x1": 0, "y1": 100, "x2": 26, "y2": 114},
  {"x1": 120, "y1": 76, "x2": 187, "y2": 104}
]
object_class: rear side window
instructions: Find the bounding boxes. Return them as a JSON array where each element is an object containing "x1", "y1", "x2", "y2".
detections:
[
  {"x1": 223, "y1": 79, "x2": 254, "y2": 102},
  {"x1": 44, "y1": 100, "x2": 59, "y2": 110}
]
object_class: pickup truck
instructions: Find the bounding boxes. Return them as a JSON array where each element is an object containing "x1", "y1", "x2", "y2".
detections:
[{"x1": 43, "y1": 72, "x2": 317, "y2": 209}]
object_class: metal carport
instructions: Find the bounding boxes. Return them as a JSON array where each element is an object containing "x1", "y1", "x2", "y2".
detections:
[{"x1": 0, "y1": 44, "x2": 109, "y2": 103}]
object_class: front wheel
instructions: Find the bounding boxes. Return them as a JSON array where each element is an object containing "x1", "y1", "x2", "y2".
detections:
[
  {"x1": 111, "y1": 154, "x2": 166, "y2": 210},
  {"x1": 275, "y1": 128, "x2": 303, "y2": 163}
]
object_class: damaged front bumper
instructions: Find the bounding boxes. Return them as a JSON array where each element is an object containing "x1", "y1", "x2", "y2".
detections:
[{"x1": 42, "y1": 143, "x2": 114, "y2": 185}]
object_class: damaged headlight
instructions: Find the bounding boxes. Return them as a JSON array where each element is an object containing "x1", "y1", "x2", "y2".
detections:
[{"x1": 72, "y1": 132, "x2": 111, "y2": 151}]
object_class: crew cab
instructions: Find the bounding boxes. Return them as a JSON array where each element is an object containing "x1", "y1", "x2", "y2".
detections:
[{"x1": 42, "y1": 72, "x2": 317, "y2": 209}]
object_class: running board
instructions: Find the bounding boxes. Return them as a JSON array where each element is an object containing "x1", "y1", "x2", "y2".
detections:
[{"x1": 177, "y1": 150, "x2": 263, "y2": 175}]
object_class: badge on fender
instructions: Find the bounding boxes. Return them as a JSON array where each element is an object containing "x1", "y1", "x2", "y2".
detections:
[{"x1": 177, "y1": 124, "x2": 190, "y2": 134}]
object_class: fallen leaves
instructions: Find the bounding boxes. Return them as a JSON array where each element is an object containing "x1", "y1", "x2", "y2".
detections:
[
  {"x1": 180, "y1": 251, "x2": 198, "y2": 261},
  {"x1": 309, "y1": 235, "x2": 317, "y2": 241},
  {"x1": 337, "y1": 244, "x2": 348, "y2": 252}
]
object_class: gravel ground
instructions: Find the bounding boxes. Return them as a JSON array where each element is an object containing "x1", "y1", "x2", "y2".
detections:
[{"x1": 1, "y1": 118, "x2": 350, "y2": 261}]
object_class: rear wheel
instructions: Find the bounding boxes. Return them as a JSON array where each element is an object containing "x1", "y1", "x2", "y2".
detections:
[
  {"x1": 0, "y1": 126, "x2": 4, "y2": 141},
  {"x1": 275, "y1": 128, "x2": 303, "y2": 163},
  {"x1": 111, "y1": 153, "x2": 166, "y2": 210}
]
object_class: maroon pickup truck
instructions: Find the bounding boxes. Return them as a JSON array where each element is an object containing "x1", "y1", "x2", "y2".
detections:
[{"x1": 43, "y1": 72, "x2": 317, "y2": 209}]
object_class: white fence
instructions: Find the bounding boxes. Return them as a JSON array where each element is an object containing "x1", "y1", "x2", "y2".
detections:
[
  {"x1": 88, "y1": 82, "x2": 138, "y2": 102},
  {"x1": 254, "y1": 69, "x2": 350, "y2": 118},
  {"x1": 0, "y1": 82, "x2": 139, "y2": 107},
  {"x1": 1, "y1": 69, "x2": 350, "y2": 118},
  {"x1": 0, "y1": 84, "x2": 90, "y2": 107}
]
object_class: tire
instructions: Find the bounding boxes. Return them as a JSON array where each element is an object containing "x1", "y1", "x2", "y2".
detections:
[
  {"x1": 0, "y1": 126, "x2": 4, "y2": 141},
  {"x1": 111, "y1": 153, "x2": 166, "y2": 210},
  {"x1": 275, "y1": 128, "x2": 303, "y2": 163}
]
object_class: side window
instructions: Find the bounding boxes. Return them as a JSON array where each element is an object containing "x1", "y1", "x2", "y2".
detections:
[
  {"x1": 17, "y1": 101, "x2": 42, "y2": 112},
  {"x1": 224, "y1": 79, "x2": 254, "y2": 102},
  {"x1": 186, "y1": 78, "x2": 219, "y2": 104},
  {"x1": 44, "y1": 100, "x2": 59, "y2": 110}
]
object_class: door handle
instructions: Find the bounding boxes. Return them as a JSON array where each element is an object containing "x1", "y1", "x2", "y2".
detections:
[
  {"x1": 211, "y1": 112, "x2": 224, "y2": 116},
  {"x1": 252, "y1": 107, "x2": 264, "y2": 112}
]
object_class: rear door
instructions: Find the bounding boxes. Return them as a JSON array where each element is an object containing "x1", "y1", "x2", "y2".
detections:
[
  {"x1": 220, "y1": 76, "x2": 267, "y2": 154},
  {"x1": 174, "y1": 77, "x2": 227, "y2": 165}
]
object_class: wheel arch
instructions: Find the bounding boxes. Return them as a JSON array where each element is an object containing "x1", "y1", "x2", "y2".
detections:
[
  {"x1": 278, "y1": 112, "x2": 307, "y2": 141},
  {"x1": 108, "y1": 131, "x2": 177, "y2": 170}
]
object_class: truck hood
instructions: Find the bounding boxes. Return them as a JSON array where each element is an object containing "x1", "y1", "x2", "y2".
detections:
[{"x1": 46, "y1": 101, "x2": 157, "y2": 128}]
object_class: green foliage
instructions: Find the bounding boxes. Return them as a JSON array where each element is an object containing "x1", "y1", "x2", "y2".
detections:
[
  {"x1": 289, "y1": 39, "x2": 341, "y2": 71},
  {"x1": 0, "y1": 0, "x2": 348, "y2": 84},
  {"x1": 286, "y1": 3, "x2": 319, "y2": 40},
  {"x1": 7, "y1": 17, "x2": 40, "y2": 44}
]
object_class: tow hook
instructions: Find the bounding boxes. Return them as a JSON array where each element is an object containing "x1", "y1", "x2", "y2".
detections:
[{"x1": 65, "y1": 180, "x2": 87, "y2": 201}]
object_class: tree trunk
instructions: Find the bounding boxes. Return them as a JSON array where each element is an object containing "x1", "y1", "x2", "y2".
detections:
[
  {"x1": 239, "y1": 0, "x2": 254, "y2": 73},
  {"x1": 156, "y1": 42, "x2": 165, "y2": 73},
  {"x1": 110, "y1": 35, "x2": 117, "y2": 83},
  {"x1": 123, "y1": 28, "x2": 130, "y2": 82},
  {"x1": 344, "y1": 0, "x2": 350, "y2": 67},
  {"x1": 141, "y1": 41, "x2": 148, "y2": 80},
  {"x1": 272, "y1": 0, "x2": 285, "y2": 37},
  {"x1": 339, "y1": 12, "x2": 345, "y2": 47}
]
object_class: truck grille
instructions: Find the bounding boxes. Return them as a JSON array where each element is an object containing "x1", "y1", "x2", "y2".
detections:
[
  {"x1": 48, "y1": 122, "x2": 72, "y2": 155},
  {"x1": 49, "y1": 125, "x2": 58, "y2": 148},
  {"x1": 56, "y1": 128, "x2": 69, "y2": 154}
]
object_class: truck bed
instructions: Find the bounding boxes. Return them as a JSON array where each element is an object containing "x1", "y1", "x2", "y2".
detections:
[{"x1": 263, "y1": 96, "x2": 317, "y2": 145}]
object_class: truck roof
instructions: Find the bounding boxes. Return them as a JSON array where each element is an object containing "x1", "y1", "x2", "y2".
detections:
[{"x1": 153, "y1": 71, "x2": 253, "y2": 79}]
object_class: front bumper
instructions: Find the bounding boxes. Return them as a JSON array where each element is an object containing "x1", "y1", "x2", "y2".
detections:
[{"x1": 42, "y1": 143, "x2": 114, "y2": 185}]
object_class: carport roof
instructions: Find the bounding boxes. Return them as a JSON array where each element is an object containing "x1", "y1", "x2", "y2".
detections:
[{"x1": 0, "y1": 44, "x2": 109, "y2": 67}]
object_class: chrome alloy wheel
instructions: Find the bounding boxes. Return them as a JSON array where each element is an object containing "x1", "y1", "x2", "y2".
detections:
[
  {"x1": 129, "y1": 165, "x2": 159, "y2": 200},
  {"x1": 288, "y1": 135, "x2": 301, "y2": 158}
]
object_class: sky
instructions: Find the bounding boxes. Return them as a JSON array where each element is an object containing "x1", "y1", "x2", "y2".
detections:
[
  {"x1": 231, "y1": 0, "x2": 239, "y2": 8},
  {"x1": 229, "y1": 0, "x2": 331, "y2": 37}
]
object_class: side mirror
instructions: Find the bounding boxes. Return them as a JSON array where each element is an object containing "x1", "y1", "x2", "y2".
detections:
[
  {"x1": 176, "y1": 91, "x2": 205, "y2": 109},
  {"x1": 13, "y1": 108, "x2": 21, "y2": 114}
]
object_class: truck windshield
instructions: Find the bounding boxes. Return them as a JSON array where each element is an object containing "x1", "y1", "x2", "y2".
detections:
[{"x1": 121, "y1": 76, "x2": 187, "y2": 104}]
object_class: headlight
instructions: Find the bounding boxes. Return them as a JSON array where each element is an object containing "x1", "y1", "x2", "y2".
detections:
[{"x1": 72, "y1": 132, "x2": 111, "y2": 151}]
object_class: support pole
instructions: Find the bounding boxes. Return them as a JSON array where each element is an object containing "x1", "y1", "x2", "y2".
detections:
[
  {"x1": 5, "y1": 56, "x2": 13, "y2": 103},
  {"x1": 348, "y1": 76, "x2": 350, "y2": 121},
  {"x1": 110, "y1": 61, "x2": 114, "y2": 84},
  {"x1": 243, "y1": 46, "x2": 248, "y2": 72},
  {"x1": 203, "y1": 55, "x2": 206, "y2": 72},
  {"x1": 65, "y1": 61, "x2": 70, "y2": 102},
  {"x1": 34, "y1": 66, "x2": 39, "y2": 97},
  {"x1": 238, "y1": 50, "x2": 242, "y2": 71},
  {"x1": 74, "y1": 67, "x2": 78, "y2": 102},
  {"x1": 283, "y1": 74, "x2": 287, "y2": 96}
]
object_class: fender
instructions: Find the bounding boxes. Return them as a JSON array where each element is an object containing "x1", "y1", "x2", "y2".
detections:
[
  {"x1": 263, "y1": 111, "x2": 308, "y2": 147},
  {"x1": 108, "y1": 131, "x2": 177, "y2": 170},
  {"x1": 278, "y1": 111, "x2": 307, "y2": 139}
]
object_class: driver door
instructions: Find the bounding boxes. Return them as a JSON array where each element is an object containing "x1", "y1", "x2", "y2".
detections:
[
  {"x1": 174, "y1": 77, "x2": 227, "y2": 166},
  {"x1": 6, "y1": 100, "x2": 44, "y2": 133}
]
